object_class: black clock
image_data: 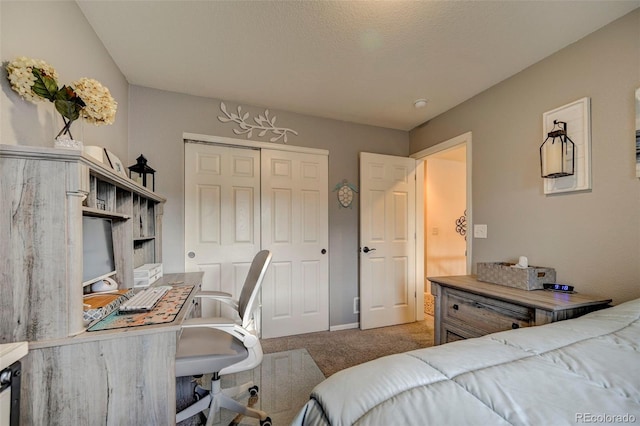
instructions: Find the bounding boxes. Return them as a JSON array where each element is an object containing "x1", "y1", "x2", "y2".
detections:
[{"x1": 543, "y1": 283, "x2": 574, "y2": 293}]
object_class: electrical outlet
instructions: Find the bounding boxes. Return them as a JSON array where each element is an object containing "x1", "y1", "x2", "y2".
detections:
[
  {"x1": 354, "y1": 297, "x2": 360, "y2": 314},
  {"x1": 474, "y1": 224, "x2": 488, "y2": 239}
]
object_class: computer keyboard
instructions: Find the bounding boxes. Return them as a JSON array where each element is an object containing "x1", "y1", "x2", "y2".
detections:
[{"x1": 119, "y1": 285, "x2": 172, "y2": 313}]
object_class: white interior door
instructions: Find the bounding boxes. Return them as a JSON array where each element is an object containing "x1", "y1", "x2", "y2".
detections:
[
  {"x1": 360, "y1": 152, "x2": 416, "y2": 330},
  {"x1": 184, "y1": 142, "x2": 261, "y2": 318},
  {"x1": 260, "y1": 149, "x2": 329, "y2": 338}
]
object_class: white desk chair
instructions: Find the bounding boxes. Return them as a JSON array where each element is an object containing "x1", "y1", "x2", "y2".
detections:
[{"x1": 176, "y1": 250, "x2": 272, "y2": 426}]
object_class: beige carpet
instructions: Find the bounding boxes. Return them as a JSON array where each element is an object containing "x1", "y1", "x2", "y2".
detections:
[
  {"x1": 261, "y1": 317, "x2": 435, "y2": 377},
  {"x1": 177, "y1": 318, "x2": 435, "y2": 424},
  {"x1": 177, "y1": 348, "x2": 325, "y2": 426}
]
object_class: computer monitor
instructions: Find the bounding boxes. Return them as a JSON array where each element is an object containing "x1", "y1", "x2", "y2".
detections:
[{"x1": 82, "y1": 216, "x2": 117, "y2": 287}]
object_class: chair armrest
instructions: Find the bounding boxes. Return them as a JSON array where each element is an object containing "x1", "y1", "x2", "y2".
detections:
[
  {"x1": 196, "y1": 291, "x2": 232, "y2": 298},
  {"x1": 182, "y1": 317, "x2": 236, "y2": 327},
  {"x1": 181, "y1": 317, "x2": 259, "y2": 348},
  {"x1": 195, "y1": 291, "x2": 239, "y2": 311}
]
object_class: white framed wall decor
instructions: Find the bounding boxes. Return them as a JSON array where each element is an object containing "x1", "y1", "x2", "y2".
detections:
[
  {"x1": 542, "y1": 97, "x2": 591, "y2": 195},
  {"x1": 635, "y1": 87, "x2": 640, "y2": 178}
]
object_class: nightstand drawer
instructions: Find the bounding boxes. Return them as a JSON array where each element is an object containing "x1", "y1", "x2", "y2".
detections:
[
  {"x1": 442, "y1": 321, "x2": 482, "y2": 343},
  {"x1": 442, "y1": 288, "x2": 533, "y2": 334}
]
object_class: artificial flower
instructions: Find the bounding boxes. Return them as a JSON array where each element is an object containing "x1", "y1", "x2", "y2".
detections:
[
  {"x1": 5, "y1": 57, "x2": 117, "y2": 140},
  {"x1": 72, "y1": 77, "x2": 117, "y2": 125},
  {"x1": 6, "y1": 56, "x2": 59, "y2": 103}
]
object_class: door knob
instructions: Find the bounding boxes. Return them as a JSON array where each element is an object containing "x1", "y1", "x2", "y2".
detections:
[
  {"x1": 187, "y1": 251, "x2": 196, "y2": 258},
  {"x1": 321, "y1": 249, "x2": 327, "y2": 254},
  {"x1": 362, "y1": 246, "x2": 376, "y2": 253}
]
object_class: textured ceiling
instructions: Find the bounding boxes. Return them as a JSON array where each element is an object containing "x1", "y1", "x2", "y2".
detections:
[{"x1": 77, "y1": 1, "x2": 639, "y2": 131}]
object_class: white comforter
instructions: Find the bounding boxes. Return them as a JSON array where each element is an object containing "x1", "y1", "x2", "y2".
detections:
[{"x1": 293, "y1": 298, "x2": 640, "y2": 425}]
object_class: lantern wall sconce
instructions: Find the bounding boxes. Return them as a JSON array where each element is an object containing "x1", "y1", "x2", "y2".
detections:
[
  {"x1": 128, "y1": 154, "x2": 155, "y2": 191},
  {"x1": 540, "y1": 120, "x2": 575, "y2": 179},
  {"x1": 541, "y1": 97, "x2": 591, "y2": 195}
]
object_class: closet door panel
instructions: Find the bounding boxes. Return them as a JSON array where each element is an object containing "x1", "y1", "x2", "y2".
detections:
[
  {"x1": 185, "y1": 143, "x2": 260, "y2": 317},
  {"x1": 261, "y1": 149, "x2": 329, "y2": 338}
]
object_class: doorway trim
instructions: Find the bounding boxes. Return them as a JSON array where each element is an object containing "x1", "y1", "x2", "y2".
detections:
[
  {"x1": 183, "y1": 132, "x2": 328, "y2": 156},
  {"x1": 411, "y1": 131, "x2": 473, "y2": 320}
]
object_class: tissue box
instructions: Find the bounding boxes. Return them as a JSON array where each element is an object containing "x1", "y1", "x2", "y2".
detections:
[{"x1": 477, "y1": 262, "x2": 556, "y2": 290}]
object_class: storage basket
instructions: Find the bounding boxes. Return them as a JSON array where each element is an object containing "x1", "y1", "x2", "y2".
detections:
[{"x1": 477, "y1": 262, "x2": 556, "y2": 290}]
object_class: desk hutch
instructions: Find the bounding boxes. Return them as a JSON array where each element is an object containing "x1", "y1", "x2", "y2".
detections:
[{"x1": 0, "y1": 145, "x2": 200, "y2": 424}]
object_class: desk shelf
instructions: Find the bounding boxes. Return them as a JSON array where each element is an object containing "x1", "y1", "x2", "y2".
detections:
[
  {"x1": 0, "y1": 144, "x2": 165, "y2": 343},
  {"x1": 82, "y1": 206, "x2": 130, "y2": 220}
]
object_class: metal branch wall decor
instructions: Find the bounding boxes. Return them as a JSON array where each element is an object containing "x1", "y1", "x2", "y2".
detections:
[
  {"x1": 217, "y1": 102, "x2": 299, "y2": 143},
  {"x1": 455, "y1": 210, "x2": 467, "y2": 240}
]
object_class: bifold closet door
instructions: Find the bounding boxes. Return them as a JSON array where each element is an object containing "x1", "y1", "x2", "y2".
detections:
[
  {"x1": 260, "y1": 149, "x2": 329, "y2": 339},
  {"x1": 184, "y1": 142, "x2": 261, "y2": 318}
]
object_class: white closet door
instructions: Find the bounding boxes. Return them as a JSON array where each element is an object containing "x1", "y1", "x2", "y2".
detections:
[
  {"x1": 260, "y1": 149, "x2": 329, "y2": 338},
  {"x1": 359, "y1": 152, "x2": 416, "y2": 329},
  {"x1": 184, "y1": 142, "x2": 261, "y2": 318}
]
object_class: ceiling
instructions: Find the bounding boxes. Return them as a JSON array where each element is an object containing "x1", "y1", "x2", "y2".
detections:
[{"x1": 77, "y1": 1, "x2": 639, "y2": 131}]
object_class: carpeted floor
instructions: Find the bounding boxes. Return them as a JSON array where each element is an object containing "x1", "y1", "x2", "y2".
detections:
[
  {"x1": 261, "y1": 316, "x2": 435, "y2": 377},
  {"x1": 177, "y1": 348, "x2": 325, "y2": 426},
  {"x1": 177, "y1": 318, "x2": 435, "y2": 425}
]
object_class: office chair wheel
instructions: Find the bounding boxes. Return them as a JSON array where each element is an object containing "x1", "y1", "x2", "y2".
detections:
[
  {"x1": 260, "y1": 417, "x2": 272, "y2": 426},
  {"x1": 194, "y1": 386, "x2": 209, "y2": 401},
  {"x1": 248, "y1": 385, "x2": 259, "y2": 396}
]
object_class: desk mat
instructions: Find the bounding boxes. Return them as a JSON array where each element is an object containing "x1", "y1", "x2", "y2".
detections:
[{"x1": 87, "y1": 285, "x2": 195, "y2": 331}]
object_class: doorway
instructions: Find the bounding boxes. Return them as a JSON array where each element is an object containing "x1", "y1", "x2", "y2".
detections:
[{"x1": 412, "y1": 132, "x2": 472, "y2": 316}]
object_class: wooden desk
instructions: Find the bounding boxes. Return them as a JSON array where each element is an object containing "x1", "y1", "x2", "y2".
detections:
[
  {"x1": 429, "y1": 275, "x2": 612, "y2": 345},
  {"x1": 20, "y1": 272, "x2": 202, "y2": 425}
]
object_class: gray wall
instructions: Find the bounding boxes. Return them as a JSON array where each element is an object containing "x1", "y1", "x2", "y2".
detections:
[
  {"x1": 128, "y1": 86, "x2": 409, "y2": 326},
  {"x1": 410, "y1": 10, "x2": 640, "y2": 304},
  {"x1": 0, "y1": 1, "x2": 129, "y2": 159},
  {"x1": 8, "y1": 0, "x2": 636, "y2": 325},
  {"x1": 0, "y1": 0, "x2": 410, "y2": 328}
]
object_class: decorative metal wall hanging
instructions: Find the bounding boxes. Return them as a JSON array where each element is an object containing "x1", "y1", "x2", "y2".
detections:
[
  {"x1": 542, "y1": 97, "x2": 591, "y2": 195},
  {"x1": 540, "y1": 120, "x2": 575, "y2": 179},
  {"x1": 455, "y1": 210, "x2": 467, "y2": 240},
  {"x1": 333, "y1": 179, "x2": 359, "y2": 208},
  {"x1": 217, "y1": 102, "x2": 299, "y2": 143}
]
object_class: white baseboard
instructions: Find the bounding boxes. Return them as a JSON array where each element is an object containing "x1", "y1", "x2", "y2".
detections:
[{"x1": 330, "y1": 322, "x2": 359, "y2": 331}]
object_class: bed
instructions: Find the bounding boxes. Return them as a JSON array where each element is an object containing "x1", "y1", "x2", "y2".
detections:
[{"x1": 292, "y1": 298, "x2": 640, "y2": 425}]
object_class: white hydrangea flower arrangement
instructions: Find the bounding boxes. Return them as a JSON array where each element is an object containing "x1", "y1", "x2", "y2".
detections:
[{"x1": 5, "y1": 56, "x2": 117, "y2": 141}]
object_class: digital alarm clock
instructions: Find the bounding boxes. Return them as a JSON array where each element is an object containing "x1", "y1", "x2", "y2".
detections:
[{"x1": 543, "y1": 283, "x2": 574, "y2": 293}]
